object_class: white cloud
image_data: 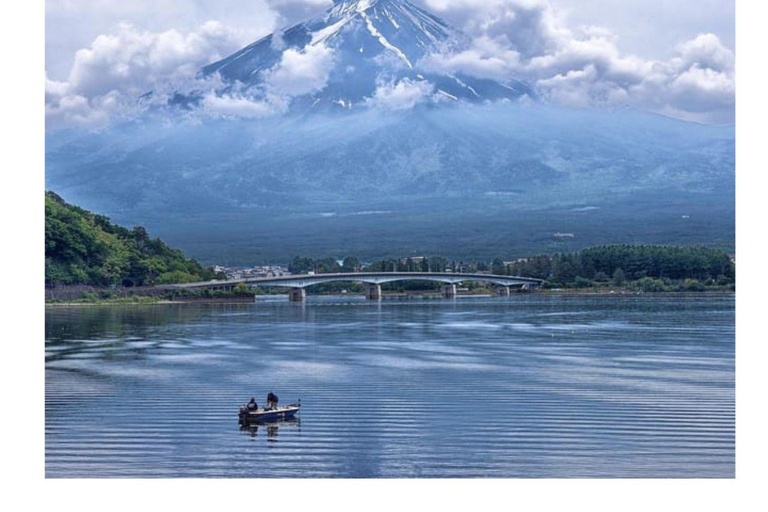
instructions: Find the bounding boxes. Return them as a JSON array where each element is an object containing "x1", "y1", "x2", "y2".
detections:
[
  {"x1": 67, "y1": 21, "x2": 243, "y2": 98},
  {"x1": 201, "y1": 92, "x2": 287, "y2": 119},
  {"x1": 418, "y1": 0, "x2": 735, "y2": 122},
  {"x1": 45, "y1": 0, "x2": 735, "y2": 126},
  {"x1": 45, "y1": 23, "x2": 337, "y2": 128},
  {"x1": 265, "y1": 44, "x2": 336, "y2": 97},
  {"x1": 45, "y1": 0, "x2": 280, "y2": 79},
  {"x1": 423, "y1": 0, "x2": 565, "y2": 57},
  {"x1": 45, "y1": 21, "x2": 263, "y2": 128},
  {"x1": 45, "y1": 75, "x2": 135, "y2": 129},
  {"x1": 421, "y1": 36, "x2": 521, "y2": 81},
  {"x1": 366, "y1": 79, "x2": 436, "y2": 110},
  {"x1": 676, "y1": 33, "x2": 735, "y2": 72}
]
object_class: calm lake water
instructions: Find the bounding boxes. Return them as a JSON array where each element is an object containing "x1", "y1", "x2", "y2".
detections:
[{"x1": 45, "y1": 294, "x2": 734, "y2": 478}]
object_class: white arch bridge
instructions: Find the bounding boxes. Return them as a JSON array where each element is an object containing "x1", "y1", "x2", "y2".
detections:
[{"x1": 165, "y1": 272, "x2": 544, "y2": 301}]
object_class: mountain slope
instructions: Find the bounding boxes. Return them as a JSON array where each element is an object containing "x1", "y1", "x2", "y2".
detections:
[
  {"x1": 45, "y1": 191, "x2": 219, "y2": 285},
  {"x1": 44, "y1": 1, "x2": 734, "y2": 264},
  {"x1": 45, "y1": 105, "x2": 735, "y2": 264},
  {"x1": 199, "y1": 0, "x2": 532, "y2": 108}
]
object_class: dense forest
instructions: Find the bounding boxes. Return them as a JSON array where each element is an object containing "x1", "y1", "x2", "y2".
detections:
[
  {"x1": 45, "y1": 188, "x2": 734, "y2": 294},
  {"x1": 505, "y1": 245, "x2": 735, "y2": 290},
  {"x1": 45, "y1": 192, "x2": 220, "y2": 287},
  {"x1": 288, "y1": 245, "x2": 735, "y2": 292}
]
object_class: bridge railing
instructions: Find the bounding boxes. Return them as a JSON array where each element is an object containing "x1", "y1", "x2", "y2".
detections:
[{"x1": 163, "y1": 272, "x2": 543, "y2": 291}]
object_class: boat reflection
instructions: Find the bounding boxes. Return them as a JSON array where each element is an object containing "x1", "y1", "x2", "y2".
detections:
[{"x1": 240, "y1": 417, "x2": 300, "y2": 441}]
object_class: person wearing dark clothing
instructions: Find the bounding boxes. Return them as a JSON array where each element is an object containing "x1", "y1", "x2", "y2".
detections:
[
  {"x1": 267, "y1": 392, "x2": 278, "y2": 410},
  {"x1": 247, "y1": 397, "x2": 258, "y2": 410}
]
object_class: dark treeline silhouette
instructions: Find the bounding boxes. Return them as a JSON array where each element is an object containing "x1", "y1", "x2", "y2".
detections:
[
  {"x1": 288, "y1": 245, "x2": 735, "y2": 291},
  {"x1": 507, "y1": 245, "x2": 734, "y2": 286}
]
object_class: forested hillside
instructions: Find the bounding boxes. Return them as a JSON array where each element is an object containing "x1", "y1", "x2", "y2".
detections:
[{"x1": 45, "y1": 192, "x2": 219, "y2": 286}]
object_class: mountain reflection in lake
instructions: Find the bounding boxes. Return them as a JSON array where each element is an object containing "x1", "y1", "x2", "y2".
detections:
[{"x1": 45, "y1": 295, "x2": 734, "y2": 478}]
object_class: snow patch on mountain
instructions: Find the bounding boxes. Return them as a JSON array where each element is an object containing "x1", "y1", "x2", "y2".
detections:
[
  {"x1": 196, "y1": 0, "x2": 532, "y2": 111},
  {"x1": 360, "y1": 10, "x2": 413, "y2": 68}
]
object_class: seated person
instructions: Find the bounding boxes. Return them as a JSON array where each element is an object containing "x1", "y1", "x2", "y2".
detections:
[{"x1": 246, "y1": 397, "x2": 258, "y2": 411}]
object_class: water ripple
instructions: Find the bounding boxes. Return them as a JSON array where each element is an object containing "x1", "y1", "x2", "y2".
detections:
[{"x1": 45, "y1": 294, "x2": 734, "y2": 478}]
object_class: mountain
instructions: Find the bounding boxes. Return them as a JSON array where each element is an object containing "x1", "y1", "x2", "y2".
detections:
[
  {"x1": 45, "y1": 191, "x2": 219, "y2": 286},
  {"x1": 44, "y1": 1, "x2": 734, "y2": 265},
  {"x1": 46, "y1": 105, "x2": 735, "y2": 264},
  {"x1": 198, "y1": 0, "x2": 532, "y2": 109}
]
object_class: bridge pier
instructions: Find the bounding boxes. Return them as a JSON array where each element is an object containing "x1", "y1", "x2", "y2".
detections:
[
  {"x1": 496, "y1": 286, "x2": 511, "y2": 297},
  {"x1": 170, "y1": 273, "x2": 544, "y2": 299},
  {"x1": 289, "y1": 288, "x2": 306, "y2": 302},
  {"x1": 366, "y1": 284, "x2": 382, "y2": 300}
]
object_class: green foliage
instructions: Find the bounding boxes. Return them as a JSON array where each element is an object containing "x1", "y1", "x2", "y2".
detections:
[
  {"x1": 45, "y1": 192, "x2": 218, "y2": 286},
  {"x1": 288, "y1": 256, "x2": 316, "y2": 274},
  {"x1": 155, "y1": 271, "x2": 201, "y2": 285},
  {"x1": 681, "y1": 278, "x2": 707, "y2": 292},
  {"x1": 256, "y1": 244, "x2": 736, "y2": 295},
  {"x1": 635, "y1": 277, "x2": 668, "y2": 292},
  {"x1": 341, "y1": 256, "x2": 361, "y2": 273},
  {"x1": 509, "y1": 245, "x2": 734, "y2": 290},
  {"x1": 573, "y1": 276, "x2": 593, "y2": 288},
  {"x1": 612, "y1": 268, "x2": 627, "y2": 286}
]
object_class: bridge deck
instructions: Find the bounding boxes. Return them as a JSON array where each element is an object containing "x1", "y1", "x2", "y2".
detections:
[{"x1": 165, "y1": 272, "x2": 543, "y2": 291}]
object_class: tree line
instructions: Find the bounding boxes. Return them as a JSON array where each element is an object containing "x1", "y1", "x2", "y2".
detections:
[
  {"x1": 288, "y1": 245, "x2": 735, "y2": 290},
  {"x1": 505, "y1": 245, "x2": 734, "y2": 287}
]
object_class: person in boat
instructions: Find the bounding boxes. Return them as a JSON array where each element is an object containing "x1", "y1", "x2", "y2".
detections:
[
  {"x1": 266, "y1": 392, "x2": 278, "y2": 410},
  {"x1": 247, "y1": 397, "x2": 258, "y2": 411}
]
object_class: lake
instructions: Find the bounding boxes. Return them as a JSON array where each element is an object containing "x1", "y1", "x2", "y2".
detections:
[{"x1": 45, "y1": 294, "x2": 734, "y2": 478}]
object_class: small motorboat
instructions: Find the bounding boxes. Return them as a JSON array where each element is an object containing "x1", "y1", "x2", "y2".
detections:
[{"x1": 238, "y1": 400, "x2": 301, "y2": 425}]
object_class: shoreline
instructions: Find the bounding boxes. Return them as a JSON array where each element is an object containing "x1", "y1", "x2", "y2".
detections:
[{"x1": 45, "y1": 288, "x2": 734, "y2": 307}]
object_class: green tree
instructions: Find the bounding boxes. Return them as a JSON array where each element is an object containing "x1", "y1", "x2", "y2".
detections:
[
  {"x1": 491, "y1": 258, "x2": 507, "y2": 275},
  {"x1": 288, "y1": 256, "x2": 315, "y2": 274},
  {"x1": 341, "y1": 256, "x2": 360, "y2": 273},
  {"x1": 636, "y1": 277, "x2": 666, "y2": 292},
  {"x1": 45, "y1": 191, "x2": 216, "y2": 287}
]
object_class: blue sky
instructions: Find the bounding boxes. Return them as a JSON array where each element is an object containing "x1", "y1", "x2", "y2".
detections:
[{"x1": 45, "y1": 0, "x2": 735, "y2": 126}]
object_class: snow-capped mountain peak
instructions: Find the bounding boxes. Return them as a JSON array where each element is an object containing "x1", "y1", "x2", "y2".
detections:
[{"x1": 199, "y1": 0, "x2": 532, "y2": 109}]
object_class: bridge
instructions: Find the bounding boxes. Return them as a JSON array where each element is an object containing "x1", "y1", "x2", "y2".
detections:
[{"x1": 165, "y1": 272, "x2": 544, "y2": 301}]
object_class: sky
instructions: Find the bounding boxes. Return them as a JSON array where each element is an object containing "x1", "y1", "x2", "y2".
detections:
[{"x1": 45, "y1": 0, "x2": 735, "y2": 126}]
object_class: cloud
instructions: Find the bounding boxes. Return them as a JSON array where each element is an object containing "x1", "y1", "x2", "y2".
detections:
[
  {"x1": 418, "y1": 1, "x2": 735, "y2": 122},
  {"x1": 46, "y1": 21, "x2": 252, "y2": 128},
  {"x1": 265, "y1": 44, "x2": 336, "y2": 96},
  {"x1": 66, "y1": 21, "x2": 243, "y2": 98},
  {"x1": 45, "y1": 76, "x2": 112, "y2": 128},
  {"x1": 45, "y1": 0, "x2": 735, "y2": 126},
  {"x1": 265, "y1": 0, "x2": 333, "y2": 22},
  {"x1": 201, "y1": 92, "x2": 287, "y2": 119},
  {"x1": 638, "y1": 34, "x2": 735, "y2": 121},
  {"x1": 45, "y1": 23, "x2": 336, "y2": 127},
  {"x1": 421, "y1": 36, "x2": 521, "y2": 81},
  {"x1": 366, "y1": 79, "x2": 436, "y2": 110},
  {"x1": 46, "y1": 1, "x2": 281, "y2": 82},
  {"x1": 422, "y1": 0, "x2": 565, "y2": 58}
]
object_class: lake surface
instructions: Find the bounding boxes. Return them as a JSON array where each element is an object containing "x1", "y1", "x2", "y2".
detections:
[{"x1": 45, "y1": 294, "x2": 734, "y2": 478}]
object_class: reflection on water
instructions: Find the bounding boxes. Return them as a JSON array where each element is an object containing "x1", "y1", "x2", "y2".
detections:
[
  {"x1": 240, "y1": 419, "x2": 301, "y2": 442},
  {"x1": 45, "y1": 295, "x2": 734, "y2": 478}
]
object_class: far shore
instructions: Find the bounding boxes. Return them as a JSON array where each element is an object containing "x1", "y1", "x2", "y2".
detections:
[{"x1": 45, "y1": 287, "x2": 734, "y2": 307}]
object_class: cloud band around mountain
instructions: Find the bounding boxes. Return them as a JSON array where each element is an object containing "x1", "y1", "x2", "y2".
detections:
[{"x1": 45, "y1": 0, "x2": 735, "y2": 128}]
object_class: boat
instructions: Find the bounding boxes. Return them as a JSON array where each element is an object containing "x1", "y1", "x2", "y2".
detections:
[{"x1": 238, "y1": 400, "x2": 301, "y2": 425}]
